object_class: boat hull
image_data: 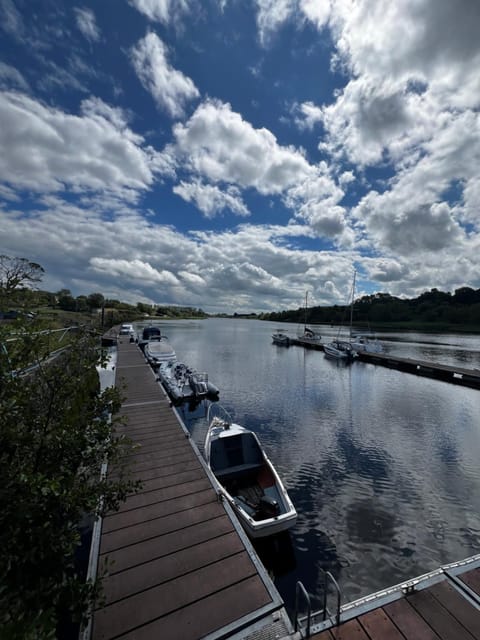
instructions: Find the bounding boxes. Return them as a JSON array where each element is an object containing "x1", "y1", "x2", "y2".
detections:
[{"x1": 205, "y1": 414, "x2": 297, "y2": 539}]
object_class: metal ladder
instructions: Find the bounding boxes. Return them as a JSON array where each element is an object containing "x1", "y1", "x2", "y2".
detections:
[{"x1": 294, "y1": 569, "x2": 342, "y2": 637}]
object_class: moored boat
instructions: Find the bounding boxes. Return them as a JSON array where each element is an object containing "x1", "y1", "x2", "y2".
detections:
[
  {"x1": 138, "y1": 325, "x2": 162, "y2": 351},
  {"x1": 350, "y1": 333, "x2": 384, "y2": 354},
  {"x1": 204, "y1": 405, "x2": 297, "y2": 538},
  {"x1": 272, "y1": 331, "x2": 290, "y2": 346},
  {"x1": 296, "y1": 291, "x2": 321, "y2": 345},
  {"x1": 158, "y1": 360, "x2": 219, "y2": 404},
  {"x1": 323, "y1": 339, "x2": 356, "y2": 361},
  {"x1": 144, "y1": 338, "x2": 176, "y2": 369}
]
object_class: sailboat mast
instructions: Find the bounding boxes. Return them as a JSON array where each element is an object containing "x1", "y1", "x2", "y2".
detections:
[
  {"x1": 349, "y1": 270, "x2": 356, "y2": 337},
  {"x1": 304, "y1": 291, "x2": 308, "y2": 330}
]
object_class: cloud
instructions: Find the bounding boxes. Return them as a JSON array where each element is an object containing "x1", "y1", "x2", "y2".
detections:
[
  {"x1": 293, "y1": 101, "x2": 323, "y2": 131},
  {"x1": 0, "y1": 0, "x2": 24, "y2": 40},
  {"x1": 0, "y1": 62, "x2": 29, "y2": 91},
  {"x1": 74, "y1": 7, "x2": 101, "y2": 42},
  {"x1": 0, "y1": 92, "x2": 165, "y2": 195},
  {"x1": 90, "y1": 257, "x2": 179, "y2": 286},
  {"x1": 173, "y1": 180, "x2": 250, "y2": 218},
  {"x1": 171, "y1": 99, "x2": 312, "y2": 194},
  {"x1": 255, "y1": 0, "x2": 295, "y2": 46},
  {"x1": 130, "y1": 32, "x2": 199, "y2": 118},
  {"x1": 129, "y1": 0, "x2": 192, "y2": 24}
]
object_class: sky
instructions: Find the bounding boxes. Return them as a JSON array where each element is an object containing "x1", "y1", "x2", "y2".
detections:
[{"x1": 0, "y1": 0, "x2": 479, "y2": 313}]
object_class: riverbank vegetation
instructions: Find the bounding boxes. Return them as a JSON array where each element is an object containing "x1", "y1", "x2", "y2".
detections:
[
  {"x1": 0, "y1": 257, "x2": 140, "y2": 638},
  {"x1": 260, "y1": 287, "x2": 480, "y2": 332}
]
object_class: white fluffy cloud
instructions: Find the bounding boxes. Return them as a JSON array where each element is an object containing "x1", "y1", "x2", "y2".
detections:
[
  {"x1": 172, "y1": 99, "x2": 311, "y2": 194},
  {"x1": 173, "y1": 180, "x2": 249, "y2": 218},
  {"x1": 90, "y1": 258, "x2": 179, "y2": 286},
  {"x1": 130, "y1": 32, "x2": 199, "y2": 118},
  {"x1": 0, "y1": 92, "x2": 164, "y2": 195},
  {"x1": 74, "y1": 7, "x2": 101, "y2": 42},
  {"x1": 129, "y1": 0, "x2": 192, "y2": 25}
]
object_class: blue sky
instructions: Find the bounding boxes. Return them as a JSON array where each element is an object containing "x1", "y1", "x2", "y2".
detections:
[{"x1": 1, "y1": 0, "x2": 479, "y2": 313}]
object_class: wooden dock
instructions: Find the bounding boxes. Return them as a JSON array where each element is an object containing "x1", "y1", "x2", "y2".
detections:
[
  {"x1": 89, "y1": 338, "x2": 291, "y2": 640},
  {"x1": 288, "y1": 338, "x2": 480, "y2": 389},
  {"x1": 298, "y1": 555, "x2": 480, "y2": 640},
  {"x1": 356, "y1": 351, "x2": 480, "y2": 389}
]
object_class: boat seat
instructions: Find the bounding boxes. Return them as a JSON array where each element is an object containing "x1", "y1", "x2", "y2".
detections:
[{"x1": 214, "y1": 462, "x2": 264, "y2": 481}]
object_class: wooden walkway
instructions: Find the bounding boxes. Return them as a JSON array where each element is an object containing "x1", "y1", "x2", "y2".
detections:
[
  {"x1": 90, "y1": 339, "x2": 288, "y2": 640},
  {"x1": 304, "y1": 556, "x2": 480, "y2": 640},
  {"x1": 288, "y1": 338, "x2": 480, "y2": 389}
]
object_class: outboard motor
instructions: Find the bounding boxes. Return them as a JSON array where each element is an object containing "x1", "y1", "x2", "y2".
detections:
[{"x1": 257, "y1": 496, "x2": 280, "y2": 518}]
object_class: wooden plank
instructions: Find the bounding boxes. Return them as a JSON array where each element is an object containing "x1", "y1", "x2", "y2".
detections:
[
  {"x1": 358, "y1": 608, "x2": 405, "y2": 639},
  {"x1": 127, "y1": 458, "x2": 201, "y2": 483},
  {"x1": 408, "y1": 588, "x2": 476, "y2": 640},
  {"x1": 101, "y1": 530, "x2": 244, "y2": 605},
  {"x1": 115, "y1": 477, "x2": 212, "y2": 513},
  {"x1": 130, "y1": 468, "x2": 205, "y2": 495},
  {"x1": 111, "y1": 449, "x2": 196, "y2": 476},
  {"x1": 384, "y1": 598, "x2": 441, "y2": 640},
  {"x1": 459, "y1": 568, "x2": 480, "y2": 597},
  {"x1": 124, "y1": 440, "x2": 192, "y2": 458},
  {"x1": 429, "y1": 581, "x2": 480, "y2": 638},
  {"x1": 92, "y1": 551, "x2": 257, "y2": 639},
  {"x1": 102, "y1": 488, "x2": 216, "y2": 533},
  {"x1": 106, "y1": 575, "x2": 272, "y2": 640},
  {"x1": 310, "y1": 631, "x2": 333, "y2": 640},
  {"x1": 100, "y1": 502, "x2": 227, "y2": 555},
  {"x1": 329, "y1": 619, "x2": 371, "y2": 639}
]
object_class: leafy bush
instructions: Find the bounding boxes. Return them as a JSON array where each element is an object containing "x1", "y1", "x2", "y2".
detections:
[{"x1": 0, "y1": 325, "x2": 138, "y2": 638}]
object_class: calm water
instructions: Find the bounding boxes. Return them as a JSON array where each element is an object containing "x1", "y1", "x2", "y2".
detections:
[{"x1": 138, "y1": 318, "x2": 480, "y2": 615}]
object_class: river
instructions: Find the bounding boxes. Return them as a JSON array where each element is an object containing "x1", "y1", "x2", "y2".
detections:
[{"x1": 137, "y1": 317, "x2": 480, "y2": 616}]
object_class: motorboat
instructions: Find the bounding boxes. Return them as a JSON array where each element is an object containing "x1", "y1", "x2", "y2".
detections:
[
  {"x1": 272, "y1": 331, "x2": 290, "y2": 346},
  {"x1": 158, "y1": 360, "x2": 219, "y2": 405},
  {"x1": 350, "y1": 333, "x2": 384, "y2": 354},
  {"x1": 119, "y1": 323, "x2": 135, "y2": 337},
  {"x1": 144, "y1": 338, "x2": 176, "y2": 369},
  {"x1": 323, "y1": 339, "x2": 356, "y2": 361},
  {"x1": 138, "y1": 325, "x2": 162, "y2": 351},
  {"x1": 204, "y1": 405, "x2": 297, "y2": 538}
]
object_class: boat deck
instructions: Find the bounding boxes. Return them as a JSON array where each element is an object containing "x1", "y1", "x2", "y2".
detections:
[
  {"x1": 307, "y1": 557, "x2": 480, "y2": 640},
  {"x1": 90, "y1": 339, "x2": 287, "y2": 640}
]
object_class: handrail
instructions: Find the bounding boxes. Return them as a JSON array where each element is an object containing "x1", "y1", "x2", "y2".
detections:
[
  {"x1": 323, "y1": 570, "x2": 341, "y2": 626},
  {"x1": 294, "y1": 581, "x2": 312, "y2": 637}
]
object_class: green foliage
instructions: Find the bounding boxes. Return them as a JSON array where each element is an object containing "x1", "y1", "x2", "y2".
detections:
[
  {"x1": 0, "y1": 324, "x2": 139, "y2": 638},
  {"x1": 261, "y1": 286, "x2": 480, "y2": 330}
]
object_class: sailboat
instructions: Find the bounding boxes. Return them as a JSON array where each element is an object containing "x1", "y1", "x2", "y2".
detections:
[
  {"x1": 323, "y1": 273, "x2": 357, "y2": 361},
  {"x1": 296, "y1": 291, "x2": 321, "y2": 345}
]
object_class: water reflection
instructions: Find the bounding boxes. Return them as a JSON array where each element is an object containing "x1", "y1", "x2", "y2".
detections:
[{"x1": 157, "y1": 319, "x2": 480, "y2": 610}]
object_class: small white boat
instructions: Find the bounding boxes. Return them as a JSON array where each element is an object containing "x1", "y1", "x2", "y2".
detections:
[
  {"x1": 119, "y1": 323, "x2": 135, "y2": 337},
  {"x1": 272, "y1": 331, "x2": 290, "y2": 346},
  {"x1": 323, "y1": 339, "x2": 356, "y2": 361},
  {"x1": 350, "y1": 334, "x2": 384, "y2": 354},
  {"x1": 158, "y1": 360, "x2": 219, "y2": 405},
  {"x1": 205, "y1": 405, "x2": 297, "y2": 539},
  {"x1": 144, "y1": 338, "x2": 176, "y2": 369}
]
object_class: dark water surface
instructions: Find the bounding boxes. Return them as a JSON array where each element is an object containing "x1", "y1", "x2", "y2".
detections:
[{"x1": 142, "y1": 318, "x2": 480, "y2": 615}]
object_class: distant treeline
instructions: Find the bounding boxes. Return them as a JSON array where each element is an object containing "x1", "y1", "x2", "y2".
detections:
[{"x1": 259, "y1": 287, "x2": 480, "y2": 328}]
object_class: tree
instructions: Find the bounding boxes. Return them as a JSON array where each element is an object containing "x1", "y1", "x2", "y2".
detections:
[
  {"x1": 0, "y1": 324, "x2": 138, "y2": 638},
  {"x1": 0, "y1": 255, "x2": 44, "y2": 307},
  {"x1": 87, "y1": 293, "x2": 105, "y2": 310}
]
